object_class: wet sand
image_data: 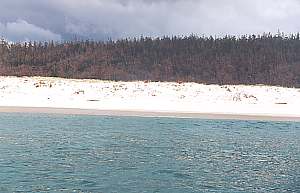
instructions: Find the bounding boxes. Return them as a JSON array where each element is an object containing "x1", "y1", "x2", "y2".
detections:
[{"x1": 0, "y1": 106, "x2": 299, "y2": 122}]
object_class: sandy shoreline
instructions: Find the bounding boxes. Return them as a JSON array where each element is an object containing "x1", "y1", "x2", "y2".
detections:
[
  {"x1": 1, "y1": 76, "x2": 299, "y2": 121},
  {"x1": 1, "y1": 106, "x2": 300, "y2": 122}
]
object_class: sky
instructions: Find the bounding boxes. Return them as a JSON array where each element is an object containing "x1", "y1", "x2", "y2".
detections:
[{"x1": 0, "y1": 0, "x2": 300, "y2": 42}]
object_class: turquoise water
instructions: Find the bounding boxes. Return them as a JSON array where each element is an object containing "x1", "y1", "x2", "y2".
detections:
[{"x1": 0, "y1": 113, "x2": 299, "y2": 193}]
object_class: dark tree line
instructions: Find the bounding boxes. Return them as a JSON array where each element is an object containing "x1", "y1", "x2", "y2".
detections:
[{"x1": 0, "y1": 34, "x2": 300, "y2": 87}]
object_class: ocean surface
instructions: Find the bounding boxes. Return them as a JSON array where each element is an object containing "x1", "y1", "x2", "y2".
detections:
[{"x1": 0, "y1": 113, "x2": 299, "y2": 193}]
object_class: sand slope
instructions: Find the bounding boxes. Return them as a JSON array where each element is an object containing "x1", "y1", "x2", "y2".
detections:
[{"x1": 0, "y1": 76, "x2": 299, "y2": 119}]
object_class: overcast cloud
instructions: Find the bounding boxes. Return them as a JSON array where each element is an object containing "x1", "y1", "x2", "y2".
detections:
[{"x1": 0, "y1": 0, "x2": 300, "y2": 42}]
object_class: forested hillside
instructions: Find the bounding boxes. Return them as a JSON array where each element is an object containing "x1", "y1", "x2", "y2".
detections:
[{"x1": 0, "y1": 34, "x2": 300, "y2": 87}]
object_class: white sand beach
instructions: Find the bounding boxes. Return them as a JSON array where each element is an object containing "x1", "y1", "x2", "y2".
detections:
[{"x1": 0, "y1": 76, "x2": 300, "y2": 121}]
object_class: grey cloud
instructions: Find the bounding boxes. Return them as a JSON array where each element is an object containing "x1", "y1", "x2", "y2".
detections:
[
  {"x1": 0, "y1": 20, "x2": 62, "y2": 42},
  {"x1": 0, "y1": 0, "x2": 300, "y2": 41}
]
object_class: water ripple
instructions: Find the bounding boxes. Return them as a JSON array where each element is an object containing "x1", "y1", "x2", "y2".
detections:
[{"x1": 0, "y1": 113, "x2": 299, "y2": 192}]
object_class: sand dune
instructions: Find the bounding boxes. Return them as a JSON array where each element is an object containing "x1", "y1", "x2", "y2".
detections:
[{"x1": 0, "y1": 76, "x2": 299, "y2": 120}]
